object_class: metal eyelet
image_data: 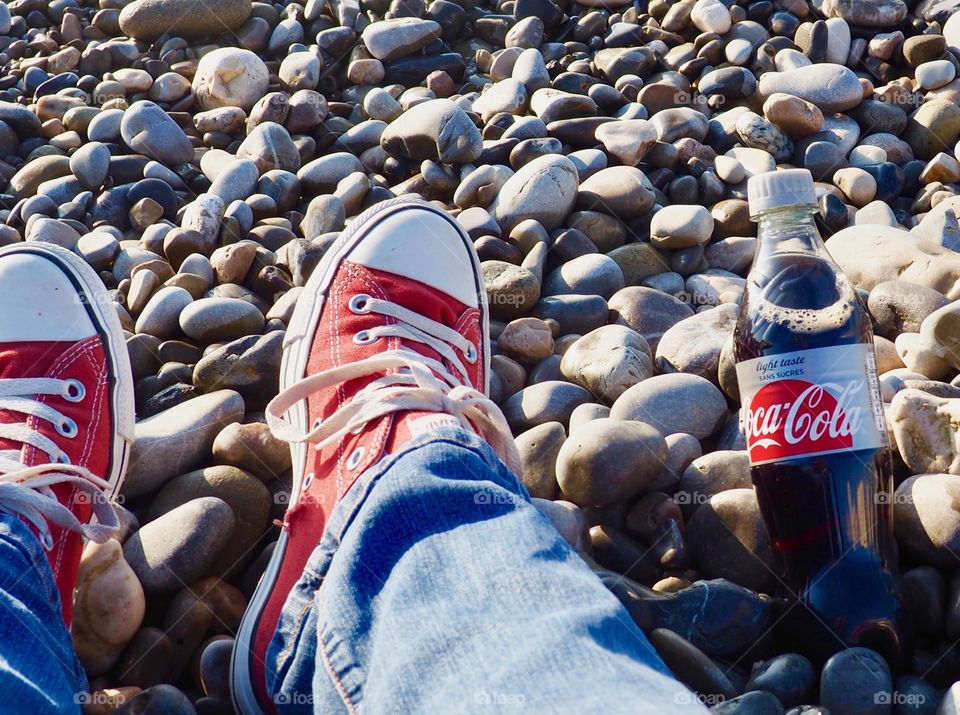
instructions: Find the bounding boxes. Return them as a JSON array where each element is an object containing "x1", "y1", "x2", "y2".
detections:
[
  {"x1": 55, "y1": 452, "x2": 71, "y2": 465},
  {"x1": 353, "y1": 330, "x2": 376, "y2": 345},
  {"x1": 56, "y1": 418, "x2": 78, "y2": 438},
  {"x1": 302, "y1": 472, "x2": 315, "y2": 490},
  {"x1": 63, "y1": 379, "x2": 85, "y2": 402},
  {"x1": 349, "y1": 294, "x2": 373, "y2": 314},
  {"x1": 346, "y1": 447, "x2": 365, "y2": 470},
  {"x1": 464, "y1": 343, "x2": 478, "y2": 363}
]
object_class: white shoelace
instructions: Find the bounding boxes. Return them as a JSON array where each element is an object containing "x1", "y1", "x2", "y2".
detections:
[
  {"x1": 266, "y1": 294, "x2": 522, "y2": 476},
  {"x1": 0, "y1": 377, "x2": 118, "y2": 549}
]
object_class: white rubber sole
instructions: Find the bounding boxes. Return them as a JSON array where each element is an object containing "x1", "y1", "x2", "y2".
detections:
[
  {"x1": 230, "y1": 198, "x2": 490, "y2": 715},
  {"x1": 0, "y1": 242, "x2": 135, "y2": 497}
]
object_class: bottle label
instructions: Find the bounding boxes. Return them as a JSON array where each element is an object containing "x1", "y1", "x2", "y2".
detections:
[{"x1": 736, "y1": 344, "x2": 888, "y2": 466}]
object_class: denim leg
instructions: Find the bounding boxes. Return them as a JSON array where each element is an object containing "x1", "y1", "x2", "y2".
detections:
[
  {"x1": 269, "y1": 428, "x2": 707, "y2": 714},
  {"x1": 0, "y1": 514, "x2": 86, "y2": 714}
]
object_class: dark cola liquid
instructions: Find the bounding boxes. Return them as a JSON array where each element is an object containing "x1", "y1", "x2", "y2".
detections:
[{"x1": 735, "y1": 252, "x2": 910, "y2": 666}]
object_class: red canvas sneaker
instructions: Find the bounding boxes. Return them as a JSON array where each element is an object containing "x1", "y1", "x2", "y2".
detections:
[
  {"x1": 0, "y1": 242, "x2": 133, "y2": 625},
  {"x1": 231, "y1": 198, "x2": 520, "y2": 715}
]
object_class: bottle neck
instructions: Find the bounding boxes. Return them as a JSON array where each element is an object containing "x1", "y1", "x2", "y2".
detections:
[{"x1": 754, "y1": 206, "x2": 825, "y2": 260}]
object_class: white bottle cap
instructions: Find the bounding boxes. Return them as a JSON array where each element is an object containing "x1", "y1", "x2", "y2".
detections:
[{"x1": 747, "y1": 168, "x2": 818, "y2": 218}]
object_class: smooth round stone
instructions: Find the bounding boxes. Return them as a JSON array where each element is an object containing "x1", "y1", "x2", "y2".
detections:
[
  {"x1": 686, "y1": 488, "x2": 776, "y2": 592},
  {"x1": 237, "y1": 122, "x2": 300, "y2": 174},
  {"x1": 72, "y1": 539, "x2": 145, "y2": 676},
  {"x1": 804, "y1": 141, "x2": 846, "y2": 181},
  {"x1": 193, "y1": 332, "x2": 282, "y2": 399},
  {"x1": 595, "y1": 119, "x2": 657, "y2": 166},
  {"x1": 607, "y1": 286, "x2": 694, "y2": 352},
  {"x1": 867, "y1": 280, "x2": 949, "y2": 339},
  {"x1": 559, "y1": 325, "x2": 653, "y2": 403},
  {"x1": 763, "y1": 93, "x2": 823, "y2": 138},
  {"x1": 361, "y1": 18, "x2": 441, "y2": 62},
  {"x1": 149, "y1": 465, "x2": 270, "y2": 577},
  {"x1": 123, "y1": 497, "x2": 235, "y2": 594},
  {"x1": 482, "y1": 261, "x2": 540, "y2": 320},
  {"x1": 212, "y1": 421, "x2": 291, "y2": 482},
  {"x1": 135, "y1": 286, "x2": 193, "y2": 340},
  {"x1": 498, "y1": 317, "x2": 554, "y2": 363},
  {"x1": 650, "y1": 205, "x2": 714, "y2": 249},
  {"x1": 541, "y1": 254, "x2": 624, "y2": 299},
  {"x1": 512, "y1": 47, "x2": 551, "y2": 92},
  {"x1": 530, "y1": 294, "x2": 607, "y2": 336},
  {"x1": 677, "y1": 450, "x2": 751, "y2": 516},
  {"x1": 576, "y1": 166, "x2": 655, "y2": 219},
  {"x1": 119, "y1": 0, "x2": 252, "y2": 40},
  {"x1": 27, "y1": 218, "x2": 81, "y2": 249},
  {"x1": 648, "y1": 629, "x2": 738, "y2": 702},
  {"x1": 501, "y1": 380, "x2": 593, "y2": 432},
  {"x1": 192, "y1": 48, "x2": 269, "y2": 112},
  {"x1": 650, "y1": 108, "x2": 708, "y2": 143},
  {"x1": 489, "y1": 154, "x2": 578, "y2": 232},
  {"x1": 758, "y1": 64, "x2": 863, "y2": 113},
  {"x1": 893, "y1": 473, "x2": 960, "y2": 565},
  {"x1": 821, "y1": 0, "x2": 906, "y2": 27},
  {"x1": 209, "y1": 159, "x2": 259, "y2": 204},
  {"x1": 917, "y1": 60, "x2": 956, "y2": 91},
  {"x1": 610, "y1": 373, "x2": 728, "y2": 440},
  {"x1": 833, "y1": 167, "x2": 877, "y2": 207},
  {"x1": 279, "y1": 52, "x2": 321, "y2": 92},
  {"x1": 120, "y1": 101, "x2": 194, "y2": 165},
  {"x1": 514, "y1": 422, "x2": 564, "y2": 499},
  {"x1": 381, "y1": 98, "x2": 482, "y2": 164},
  {"x1": 656, "y1": 303, "x2": 738, "y2": 383},
  {"x1": 903, "y1": 100, "x2": 960, "y2": 161},
  {"x1": 471, "y1": 78, "x2": 528, "y2": 123},
  {"x1": 76, "y1": 231, "x2": 120, "y2": 270},
  {"x1": 179, "y1": 297, "x2": 265, "y2": 343},
  {"x1": 745, "y1": 654, "x2": 816, "y2": 708},
  {"x1": 70, "y1": 141, "x2": 110, "y2": 191},
  {"x1": 556, "y1": 418, "x2": 666, "y2": 507},
  {"x1": 819, "y1": 648, "x2": 893, "y2": 715},
  {"x1": 849, "y1": 146, "x2": 887, "y2": 168},
  {"x1": 726, "y1": 147, "x2": 777, "y2": 178},
  {"x1": 691, "y1": 0, "x2": 731, "y2": 33}
]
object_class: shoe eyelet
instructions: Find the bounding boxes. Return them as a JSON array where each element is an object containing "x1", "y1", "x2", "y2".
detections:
[
  {"x1": 56, "y1": 418, "x2": 78, "y2": 438},
  {"x1": 353, "y1": 330, "x2": 376, "y2": 345},
  {"x1": 464, "y1": 343, "x2": 478, "y2": 363},
  {"x1": 349, "y1": 294, "x2": 373, "y2": 314},
  {"x1": 302, "y1": 472, "x2": 315, "y2": 490},
  {"x1": 63, "y1": 380, "x2": 85, "y2": 402},
  {"x1": 55, "y1": 452, "x2": 71, "y2": 465},
  {"x1": 347, "y1": 447, "x2": 364, "y2": 470}
]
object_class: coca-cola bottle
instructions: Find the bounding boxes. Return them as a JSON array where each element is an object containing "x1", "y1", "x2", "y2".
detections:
[{"x1": 733, "y1": 169, "x2": 909, "y2": 664}]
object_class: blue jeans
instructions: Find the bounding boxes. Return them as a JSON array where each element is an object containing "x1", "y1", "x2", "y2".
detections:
[
  {"x1": 0, "y1": 516, "x2": 86, "y2": 713},
  {"x1": 268, "y1": 428, "x2": 706, "y2": 713},
  {"x1": 0, "y1": 428, "x2": 706, "y2": 713}
]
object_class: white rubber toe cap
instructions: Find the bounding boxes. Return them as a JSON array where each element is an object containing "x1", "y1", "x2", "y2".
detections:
[
  {"x1": 0, "y1": 252, "x2": 97, "y2": 341},
  {"x1": 349, "y1": 207, "x2": 480, "y2": 308}
]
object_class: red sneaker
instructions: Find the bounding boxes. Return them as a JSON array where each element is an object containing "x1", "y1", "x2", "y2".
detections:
[
  {"x1": 230, "y1": 198, "x2": 519, "y2": 715},
  {"x1": 0, "y1": 242, "x2": 133, "y2": 625}
]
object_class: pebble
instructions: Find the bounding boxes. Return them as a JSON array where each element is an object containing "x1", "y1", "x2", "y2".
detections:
[
  {"x1": 193, "y1": 48, "x2": 270, "y2": 112},
  {"x1": 381, "y1": 98, "x2": 482, "y2": 164},
  {"x1": 819, "y1": 647, "x2": 893, "y2": 715},
  {"x1": 120, "y1": 101, "x2": 194, "y2": 166},
  {"x1": 758, "y1": 64, "x2": 864, "y2": 113},
  {"x1": 123, "y1": 497, "x2": 235, "y2": 594},
  {"x1": 124, "y1": 390, "x2": 245, "y2": 498},
  {"x1": 650, "y1": 205, "x2": 714, "y2": 250},
  {"x1": 490, "y1": 154, "x2": 578, "y2": 231},
  {"x1": 515, "y1": 422, "x2": 564, "y2": 499},
  {"x1": 559, "y1": 325, "x2": 653, "y2": 403},
  {"x1": 179, "y1": 297, "x2": 265, "y2": 343},
  {"x1": 119, "y1": 0, "x2": 251, "y2": 39},
  {"x1": 556, "y1": 418, "x2": 666, "y2": 507},
  {"x1": 610, "y1": 373, "x2": 728, "y2": 441}
]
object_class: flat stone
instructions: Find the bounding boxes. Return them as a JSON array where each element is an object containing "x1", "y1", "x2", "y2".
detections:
[
  {"x1": 577, "y1": 166, "x2": 655, "y2": 219},
  {"x1": 123, "y1": 390, "x2": 245, "y2": 498},
  {"x1": 758, "y1": 64, "x2": 863, "y2": 113},
  {"x1": 650, "y1": 205, "x2": 714, "y2": 249},
  {"x1": 361, "y1": 18, "x2": 441, "y2": 61},
  {"x1": 822, "y1": 0, "x2": 907, "y2": 27},
  {"x1": 610, "y1": 373, "x2": 728, "y2": 440},
  {"x1": 179, "y1": 297, "x2": 265, "y2": 343},
  {"x1": 501, "y1": 380, "x2": 594, "y2": 432},
  {"x1": 119, "y1": 0, "x2": 251, "y2": 39}
]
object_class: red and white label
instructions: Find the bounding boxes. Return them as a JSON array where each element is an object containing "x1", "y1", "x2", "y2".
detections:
[{"x1": 736, "y1": 344, "x2": 887, "y2": 466}]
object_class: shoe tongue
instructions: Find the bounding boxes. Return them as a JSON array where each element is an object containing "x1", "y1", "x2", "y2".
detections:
[{"x1": 0, "y1": 341, "x2": 77, "y2": 465}]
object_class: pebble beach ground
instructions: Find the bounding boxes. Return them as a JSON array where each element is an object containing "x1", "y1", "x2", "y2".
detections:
[{"x1": 6, "y1": 0, "x2": 960, "y2": 710}]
